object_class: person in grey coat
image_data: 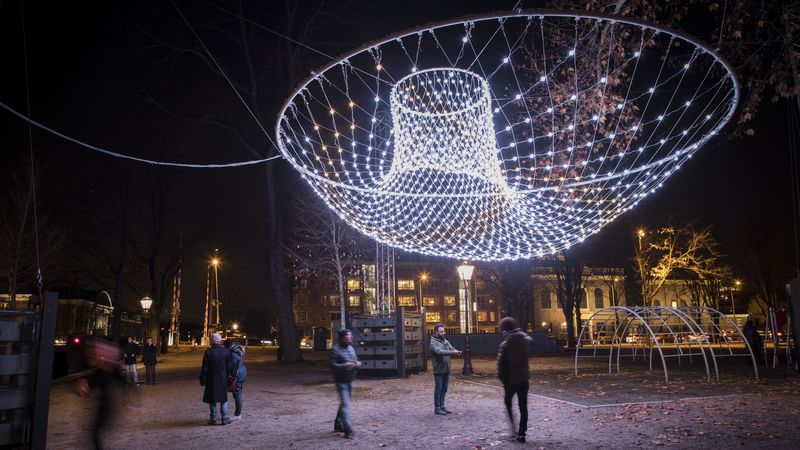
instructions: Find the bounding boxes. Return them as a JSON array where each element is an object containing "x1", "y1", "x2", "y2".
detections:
[
  {"x1": 429, "y1": 323, "x2": 461, "y2": 415},
  {"x1": 330, "y1": 329, "x2": 361, "y2": 439},
  {"x1": 200, "y1": 333, "x2": 232, "y2": 425}
]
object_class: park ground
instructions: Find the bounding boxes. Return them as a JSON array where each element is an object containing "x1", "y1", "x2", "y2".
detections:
[{"x1": 46, "y1": 347, "x2": 800, "y2": 449}]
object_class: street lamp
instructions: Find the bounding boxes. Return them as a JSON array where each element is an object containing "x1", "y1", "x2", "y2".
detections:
[
  {"x1": 419, "y1": 272, "x2": 429, "y2": 311},
  {"x1": 140, "y1": 296, "x2": 153, "y2": 340},
  {"x1": 730, "y1": 280, "x2": 742, "y2": 316},
  {"x1": 457, "y1": 262, "x2": 474, "y2": 376}
]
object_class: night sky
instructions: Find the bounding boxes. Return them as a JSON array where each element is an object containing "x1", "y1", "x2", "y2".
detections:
[{"x1": 2, "y1": 1, "x2": 796, "y2": 335}]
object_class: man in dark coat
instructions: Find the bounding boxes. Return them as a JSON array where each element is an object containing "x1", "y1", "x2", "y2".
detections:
[
  {"x1": 331, "y1": 329, "x2": 361, "y2": 439},
  {"x1": 142, "y1": 337, "x2": 158, "y2": 385},
  {"x1": 429, "y1": 323, "x2": 462, "y2": 415},
  {"x1": 200, "y1": 332, "x2": 232, "y2": 425},
  {"x1": 122, "y1": 336, "x2": 140, "y2": 385},
  {"x1": 224, "y1": 338, "x2": 247, "y2": 420},
  {"x1": 497, "y1": 317, "x2": 533, "y2": 443}
]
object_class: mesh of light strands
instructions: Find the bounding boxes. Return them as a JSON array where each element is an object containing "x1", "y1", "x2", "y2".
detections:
[{"x1": 276, "y1": 11, "x2": 738, "y2": 261}]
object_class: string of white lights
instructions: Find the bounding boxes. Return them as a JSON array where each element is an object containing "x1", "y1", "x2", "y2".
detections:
[{"x1": 277, "y1": 11, "x2": 739, "y2": 260}]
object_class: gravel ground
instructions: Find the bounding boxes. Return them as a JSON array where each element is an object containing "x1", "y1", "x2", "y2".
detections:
[{"x1": 45, "y1": 347, "x2": 800, "y2": 449}]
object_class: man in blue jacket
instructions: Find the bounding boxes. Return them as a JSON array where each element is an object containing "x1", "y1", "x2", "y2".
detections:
[{"x1": 330, "y1": 329, "x2": 361, "y2": 439}]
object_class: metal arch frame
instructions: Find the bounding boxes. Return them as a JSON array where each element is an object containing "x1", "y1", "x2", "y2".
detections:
[
  {"x1": 683, "y1": 305, "x2": 759, "y2": 380},
  {"x1": 647, "y1": 306, "x2": 715, "y2": 381},
  {"x1": 575, "y1": 306, "x2": 670, "y2": 382},
  {"x1": 576, "y1": 306, "x2": 721, "y2": 382},
  {"x1": 275, "y1": 9, "x2": 741, "y2": 191},
  {"x1": 666, "y1": 306, "x2": 720, "y2": 381}
]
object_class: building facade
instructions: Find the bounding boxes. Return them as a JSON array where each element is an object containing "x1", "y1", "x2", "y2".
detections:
[{"x1": 291, "y1": 262, "x2": 629, "y2": 339}]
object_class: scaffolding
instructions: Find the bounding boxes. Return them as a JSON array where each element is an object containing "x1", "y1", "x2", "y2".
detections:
[{"x1": 375, "y1": 242, "x2": 396, "y2": 315}]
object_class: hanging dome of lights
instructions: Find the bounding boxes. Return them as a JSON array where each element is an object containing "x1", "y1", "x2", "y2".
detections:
[{"x1": 276, "y1": 10, "x2": 738, "y2": 261}]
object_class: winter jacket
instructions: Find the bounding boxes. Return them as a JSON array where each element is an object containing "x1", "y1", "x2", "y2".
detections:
[
  {"x1": 330, "y1": 343, "x2": 359, "y2": 383},
  {"x1": 228, "y1": 344, "x2": 247, "y2": 383},
  {"x1": 123, "y1": 342, "x2": 140, "y2": 365},
  {"x1": 142, "y1": 343, "x2": 158, "y2": 366},
  {"x1": 497, "y1": 328, "x2": 533, "y2": 385},
  {"x1": 429, "y1": 336, "x2": 458, "y2": 374},
  {"x1": 200, "y1": 344, "x2": 232, "y2": 403}
]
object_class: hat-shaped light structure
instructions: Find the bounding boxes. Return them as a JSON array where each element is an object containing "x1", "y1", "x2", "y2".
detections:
[{"x1": 276, "y1": 10, "x2": 738, "y2": 260}]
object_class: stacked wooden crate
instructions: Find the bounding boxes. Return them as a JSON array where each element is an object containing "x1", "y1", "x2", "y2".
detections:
[{"x1": 351, "y1": 308, "x2": 426, "y2": 377}]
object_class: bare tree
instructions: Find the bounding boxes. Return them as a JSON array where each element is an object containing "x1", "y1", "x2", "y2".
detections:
[
  {"x1": 634, "y1": 224, "x2": 730, "y2": 306},
  {"x1": 287, "y1": 196, "x2": 363, "y2": 329},
  {"x1": 550, "y1": 0, "x2": 800, "y2": 133},
  {"x1": 0, "y1": 155, "x2": 65, "y2": 308},
  {"x1": 123, "y1": 0, "x2": 365, "y2": 361},
  {"x1": 479, "y1": 261, "x2": 535, "y2": 328},
  {"x1": 738, "y1": 217, "x2": 795, "y2": 317},
  {"x1": 552, "y1": 250, "x2": 588, "y2": 348}
]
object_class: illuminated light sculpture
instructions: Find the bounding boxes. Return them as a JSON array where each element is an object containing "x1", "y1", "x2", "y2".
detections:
[{"x1": 276, "y1": 11, "x2": 738, "y2": 260}]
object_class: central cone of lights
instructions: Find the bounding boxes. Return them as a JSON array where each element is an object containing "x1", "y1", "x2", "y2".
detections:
[{"x1": 276, "y1": 10, "x2": 738, "y2": 260}]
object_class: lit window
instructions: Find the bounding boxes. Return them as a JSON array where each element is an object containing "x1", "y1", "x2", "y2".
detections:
[
  {"x1": 397, "y1": 280, "x2": 415, "y2": 290},
  {"x1": 443, "y1": 296, "x2": 456, "y2": 306},
  {"x1": 347, "y1": 279, "x2": 361, "y2": 290},
  {"x1": 477, "y1": 311, "x2": 487, "y2": 322},
  {"x1": 425, "y1": 312, "x2": 441, "y2": 323},
  {"x1": 489, "y1": 311, "x2": 496, "y2": 322},
  {"x1": 446, "y1": 312, "x2": 458, "y2": 322},
  {"x1": 349, "y1": 295, "x2": 360, "y2": 307},
  {"x1": 330, "y1": 296, "x2": 340, "y2": 307},
  {"x1": 423, "y1": 296, "x2": 436, "y2": 306},
  {"x1": 398, "y1": 296, "x2": 415, "y2": 307}
]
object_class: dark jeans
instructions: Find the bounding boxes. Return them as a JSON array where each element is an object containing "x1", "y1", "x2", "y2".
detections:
[
  {"x1": 433, "y1": 372, "x2": 450, "y2": 410},
  {"x1": 504, "y1": 381, "x2": 529, "y2": 436},
  {"x1": 145, "y1": 364, "x2": 156, "y2": 384},
  {"x1": 335, "y1": 381, "x2": 354, "y2": 432},
  {"x1": 232, "y1": 380, "x2": 244, "y2": 416}
]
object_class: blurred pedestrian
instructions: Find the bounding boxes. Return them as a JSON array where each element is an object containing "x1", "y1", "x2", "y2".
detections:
[
  {"x1": 497, "y1": 316, "x2": 533, "y2": 443},
  {"x1": 77, "y1": 336, "x2": 122, "y2": 450},
  {"x1": 224, "y1": 338, "x2": 247, "y2": 420},
  {"x1": 142, "y1": 337, "x2": 158, "y2": 385},
  {"x1": 429, "y1": 323, "x2": 461, "y2": 415},
  {"x1": 331, "y1": 329, "x2": 360, "y2": 439},
  {"x1": 743, "y1": 317, "x2": 764, "y2": 365},
  {"x1": 200, "y1": 332, "x2": 232, "y2": 425},
  {"x1": 122, "y1": 337, "x2": 140, "y2": 386}
]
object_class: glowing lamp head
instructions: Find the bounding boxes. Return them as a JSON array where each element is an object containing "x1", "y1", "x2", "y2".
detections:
[
  {"x1": 457, "y1": 263, "x2": 475, "y2": 282},
  {"x1": 140, "y1": 296, "x2": 153, "y2": 313},
  {"x1": 211, "y1": 258, "x2": 220, "y2": 267},
  {"x1": 73, "y1": 337, "x2": 81, "y2": 344},
  {"x1": 232, "y1": 323, "x2": 239, "y2": 331}
]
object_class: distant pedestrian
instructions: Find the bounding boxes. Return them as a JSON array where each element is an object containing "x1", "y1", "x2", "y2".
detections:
[
  {"x1": 743, "y1": 317, "x2": 764, "y2": 365},
  {"x1": 122, "y1": 337, "x2": 140, "y2": 386},
  {"x1": 200, "y1": 333, "x2": 232, "y2": 425},
  {"x1": 331, "y1": 329, "x2": 361, "y2": 439},
  {"x1": 497, "y1": 317, "x2": 533, "y2": 443},
  {"x1": 429, "y1": 323, "x2": 462, "y2": 415},
  {"x1": 142, "y1": 337, "x2": 158, "y2": 385},
  {"x1": 224, "y1": 338, "x2": 247, "y2": 420}
]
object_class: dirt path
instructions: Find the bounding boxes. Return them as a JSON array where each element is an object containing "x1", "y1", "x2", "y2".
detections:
[{"x1": 46, "y1": 348, "x2": 800, "y2": 449}]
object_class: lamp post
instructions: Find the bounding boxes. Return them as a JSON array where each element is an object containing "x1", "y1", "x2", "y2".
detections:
[
  {"x1": 457, "y1": 262, "x2": 474, "y2": 376},
  {"x1": 140, "y1": 296, "x2": 153, "y2": 340},
  {"x1": 419, "y1": 272, "x2": 429, "y2": 311},
  {"x1": 730, "y1": 280, "x2": 741, "y2": 317},
  {"x1": 211, "y1": 251, "x2": 221, "y2": 329}
]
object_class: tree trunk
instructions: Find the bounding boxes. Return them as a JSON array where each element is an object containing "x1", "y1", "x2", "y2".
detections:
[{"x1": 266, "y1": 163, "x2": 300, "y2": 362}]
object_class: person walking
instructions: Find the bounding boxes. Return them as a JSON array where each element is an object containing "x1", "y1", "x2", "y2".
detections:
[
  {"x1": 429, "y1": 323, "x2": 461, "y2": 415},
  {"x1": 142, "y1": 337, "x2": 158, "y2": 385},
  {"x1": 200, "y1": 332, "x2": 232, "y2": 425},
  {"x1": 122, "y1": 337, "x2": 140, "y2": 386},
  {"x1": 224, "y1": 339, "x2": 247, "y2": 420},
  {"x1": 743, "y1": 317, "x2": 764, "y2": 365},
  {"x1": 497, "y1": 317, "x2": 533, "y2": 443},
  {"x1": 331, "y1": 329, "x2": 361, "y2": 439}
]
